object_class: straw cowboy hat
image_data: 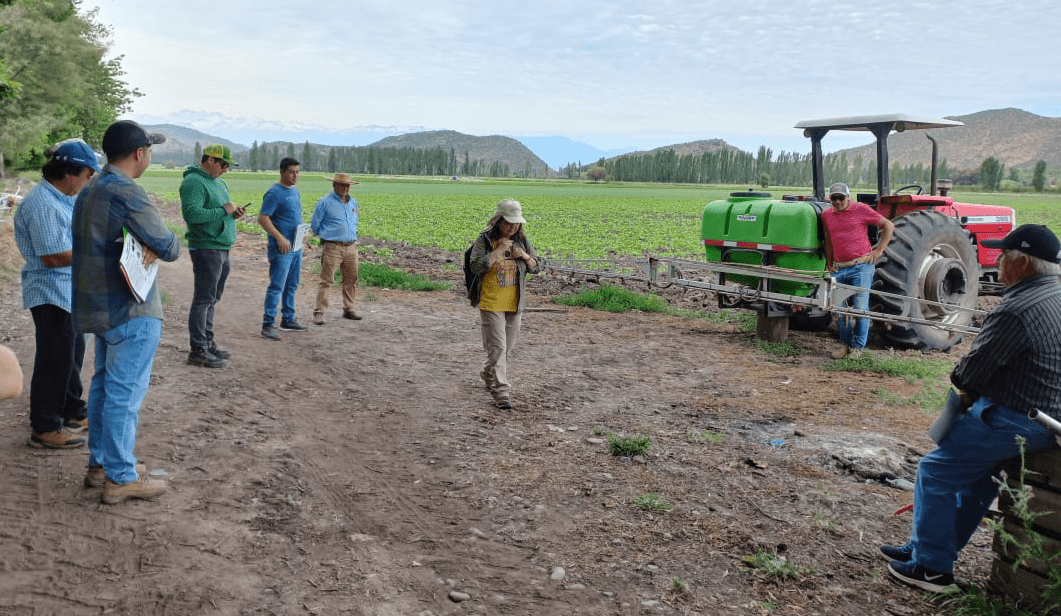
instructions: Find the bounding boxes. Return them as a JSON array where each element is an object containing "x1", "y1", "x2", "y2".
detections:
[{"x1": 323, "y1": 172, "x2": 359, "y2": 185}]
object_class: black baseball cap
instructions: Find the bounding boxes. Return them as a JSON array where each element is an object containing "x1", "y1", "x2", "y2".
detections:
[
  {"x1": 102, "y1": 120, "x2": 166, "y2": 158},
  {"x1": 982, "y1": 224, "x2": 1061, "y2": 264}
]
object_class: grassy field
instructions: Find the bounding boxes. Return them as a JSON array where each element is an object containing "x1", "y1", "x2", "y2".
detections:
[{"x1": 136, "y1": 168, "x2": 1061, "y2": 259}]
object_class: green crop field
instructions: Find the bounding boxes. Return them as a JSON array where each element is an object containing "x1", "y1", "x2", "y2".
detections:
[{"x1": 138, "y1": 168, "x2": 1060, "y2": 260}]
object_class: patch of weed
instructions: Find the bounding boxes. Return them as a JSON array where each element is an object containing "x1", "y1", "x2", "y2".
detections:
[
  {"x1": 820, "y1": 351, "x2": 951, "y2": 382},
  {"x1": 607, "y1": 433, "x2": 651, "y2": 456},
  {"x1": 553, "y1": 284, "x2": 668, "y2": 313},
  {"x1": 632, "y1": 492, "x2": 673, "y2": 511},
  {"x1": 743, "y1": 550, "x2": 815, "y2": 580},
  {"x1": 358, "y1": 262, "x2": 450, "y2": 291},
  {"x1": 756, "y1": 339, "x2": 807, "y2": 357},
  {"x1": 687, "y1": 427, "x2": 725, "y2": 444}
]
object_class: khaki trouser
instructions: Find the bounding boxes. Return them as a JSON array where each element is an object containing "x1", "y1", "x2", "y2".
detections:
[
  {"x1": 316, "y1": 241, "x2": 358, "y2": 314},
  {"x1": 480, "y1": 310, "x2": 521, "y2": 398}
]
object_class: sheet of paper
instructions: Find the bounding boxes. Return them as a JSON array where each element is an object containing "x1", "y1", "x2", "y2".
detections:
[{"x1": 118, "y1": 232, "x2": 158, "y2": 303}]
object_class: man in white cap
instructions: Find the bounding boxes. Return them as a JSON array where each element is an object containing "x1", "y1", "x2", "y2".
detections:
[
  {"x1": 821, "y1": 182, "x2": 894, "y2": 358},
  {"x1": 14, "y1": 138, "x2": 101, "y2": 449},
  {"x1": 310, "y1": 172, "x2": 362, "y2": 324}
]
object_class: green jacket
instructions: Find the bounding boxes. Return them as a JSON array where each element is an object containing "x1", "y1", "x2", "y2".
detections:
[{"x1": 180, "y1": 165, "x2": 235, "y2": 250}]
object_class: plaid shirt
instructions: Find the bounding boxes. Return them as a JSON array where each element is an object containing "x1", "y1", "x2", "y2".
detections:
[
  {"x1": 952, "y1": 274, "x2": 1061, "y2": 419},
  {"x1": 72, "y1": 164, "x2": 181, "y2": 334},
  {"x1": 13, "y1": 180, "x2": 75, "y2": 311}
]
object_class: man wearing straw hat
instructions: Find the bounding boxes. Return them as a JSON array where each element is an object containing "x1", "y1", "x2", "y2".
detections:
[{"x1": 310, "y1": 172, "x2": 362, "y2": 324}]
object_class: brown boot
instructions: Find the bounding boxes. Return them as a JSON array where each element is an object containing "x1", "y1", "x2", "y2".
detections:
[
  {"x1": 830, "y1": 345, "x2": 850, "y2": 360},
  {"x1": 84, "y1": 463, "x2": 148, "y2": 489},
  {"x1": 28, "y1": 428, "x2": 85, "y2": 449},
  {"x1": 102, "y1": 476, "x2": 166, "y2": 504},
  {"x1": 342, "y1": 309, "x2": 362, "y2": 321}
]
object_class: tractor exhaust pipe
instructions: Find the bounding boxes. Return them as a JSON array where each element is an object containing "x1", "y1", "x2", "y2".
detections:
[{"x1": 927, "y1": 134, "x2": 938, "y2": 196}]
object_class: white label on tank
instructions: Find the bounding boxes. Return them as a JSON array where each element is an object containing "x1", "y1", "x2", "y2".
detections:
[{"x1": 736, "y1": 215, "x2": 757, "y2": 222}]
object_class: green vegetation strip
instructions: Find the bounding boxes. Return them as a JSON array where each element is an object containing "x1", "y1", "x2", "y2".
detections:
[{"x1": 358, "y1": 262, "x2": 450, "y2": 292}]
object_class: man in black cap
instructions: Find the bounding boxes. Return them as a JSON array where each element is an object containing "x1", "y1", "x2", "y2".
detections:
[
  {"x1": 72, "y1": 120, "x2": 181, "y2": 504},
  {"x1": 882, "y1": 224, "x2": 1061, "y2": 592}
]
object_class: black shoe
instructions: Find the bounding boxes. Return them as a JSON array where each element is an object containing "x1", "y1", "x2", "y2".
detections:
[
  {"x1": 187, "y1": 347, "x2": 225, "y2": 368},
  {"x1": 880, "y1": 544, "x2": 913, "y2": 563},
  {"x1": 261, "y1": 324, "x2": 281, "y2": 340},
  {"x1": 64, "y1": 417, "x2": 88, "y2": 433},
  {"x1": 207, "y1": 344, "x2": 231, "y2": 360},
  {"x1": 279, "y1": 320, "x2": 307, "y2": 332},
  {"x1": 888, "y1": 561, "x2": 954, "y2": 593}
]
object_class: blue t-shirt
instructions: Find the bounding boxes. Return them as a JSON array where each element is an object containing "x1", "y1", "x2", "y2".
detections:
[{"x1": 260, "y1": 183, "x2": 303, "y2": 251}]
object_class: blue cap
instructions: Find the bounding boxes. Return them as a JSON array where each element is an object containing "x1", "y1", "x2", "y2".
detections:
[{"x1": 51, "y1": 139, "x2": 102, "y2": 172}]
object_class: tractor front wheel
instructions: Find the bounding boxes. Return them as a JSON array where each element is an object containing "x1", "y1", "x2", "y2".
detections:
[{"x1": 871, "y1": 210, "x2": 979, "y2": 351}]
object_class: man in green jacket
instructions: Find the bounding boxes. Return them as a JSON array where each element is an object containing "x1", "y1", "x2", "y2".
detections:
[{"x1": 180, "y1": 144, "x2": 245, "y2": 368}]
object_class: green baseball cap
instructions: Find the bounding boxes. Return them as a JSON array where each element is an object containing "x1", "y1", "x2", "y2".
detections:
[{"x1": 203, "y1": 143, "x2": 238, "y2": 167}]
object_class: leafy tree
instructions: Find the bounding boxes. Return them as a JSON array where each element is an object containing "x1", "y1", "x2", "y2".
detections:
[
  {"x1": 301, "y1": 140, "x2": 312, "y2": 170},
  {"x1": 1033, "y1": 160, "x2": 1047, "y2": 192},
  {"x1": 0, "y1": 0, "x2": 140, "y2": 170},
  {"x1": 979, "y1": 157, "x2": 1004, "y2": 191},
  {"x1": 587, "y1": 166, "x2": 606, "y2": 182},
  {"x1": 194, "y1": 142, "x2": 202, "y2": 161},
  {"x1": 1009, "y1": 167, "x2": 1020, "y2": 183}
]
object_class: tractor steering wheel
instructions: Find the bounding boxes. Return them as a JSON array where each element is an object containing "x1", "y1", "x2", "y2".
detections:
[{"x1": 893, "y1": 184, "x2": 924, "y2": 195}]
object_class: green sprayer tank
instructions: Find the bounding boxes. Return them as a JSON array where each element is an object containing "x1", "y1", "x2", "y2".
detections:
[{"x1": 701, "y1": 191, "x2": 827, "y2": 296}]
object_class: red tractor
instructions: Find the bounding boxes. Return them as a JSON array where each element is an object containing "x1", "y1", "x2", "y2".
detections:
[{"x1": 704, "y1": 115, "x2": 1015, "y2": 351}]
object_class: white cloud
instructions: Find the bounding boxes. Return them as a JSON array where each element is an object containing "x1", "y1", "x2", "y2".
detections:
[{"x1": 90, "y1": 0, "x2": 1061, "y2": 152}]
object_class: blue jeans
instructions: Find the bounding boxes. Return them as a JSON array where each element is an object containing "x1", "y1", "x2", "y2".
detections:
[
  {"x1": 188, "y1": 248, "x2": 230, "y2": 350},
  {"x1": 263, "y1": 248, "x2": 302, "y2": 326},
  {"x1": 903, "y1": 397, "x2": 1059, "y2": 573},
  {"x1": 86, "y1": 317, "x2": 161, "y2": 484},
  {"x1": 833, "y1": 263, "x2": 873, "y2": 350}
]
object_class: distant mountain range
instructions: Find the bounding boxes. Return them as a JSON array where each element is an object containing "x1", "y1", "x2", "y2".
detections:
[
  {"x1": 840, "y1": 108, "x2": 1061, "y2": 171},
  {"x1": 142, "y1": 108, "x2": 1061, "y2": 176}
]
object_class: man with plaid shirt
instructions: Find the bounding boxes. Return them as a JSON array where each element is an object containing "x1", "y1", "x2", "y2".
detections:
[{"x1": 72, "y1": 121, "x2": 181, "y2": 504}]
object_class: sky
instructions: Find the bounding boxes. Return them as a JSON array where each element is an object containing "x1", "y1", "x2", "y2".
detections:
[{"x1": 91, "y1": 0, "x2": 1061, "y2": 155}]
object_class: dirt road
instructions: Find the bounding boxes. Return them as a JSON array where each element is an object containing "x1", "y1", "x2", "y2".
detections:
[{"x1": 0, "y1": 198, "x2": 987, "y2": 615}]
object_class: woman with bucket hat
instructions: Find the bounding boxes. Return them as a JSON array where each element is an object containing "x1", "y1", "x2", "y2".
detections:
[{"x1": 466, "y1": 199, "x2": 540, "y2": 409}]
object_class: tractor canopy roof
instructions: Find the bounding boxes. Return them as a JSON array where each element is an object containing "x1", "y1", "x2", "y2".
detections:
[
  {"x1": 794, "y1": 114, "x2": 965, "y2": 200},
  {"x1": 794, "y1": 114, "x2": 963, "y2": 133}
]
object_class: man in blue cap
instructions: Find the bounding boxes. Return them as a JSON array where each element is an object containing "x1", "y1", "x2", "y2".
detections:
[
  {"x1": 14, "y1": 138, "x2": 101, "y2": 449},
  {"x1": 883, "y1": 224, "x2": 1061, "y2": 592}
]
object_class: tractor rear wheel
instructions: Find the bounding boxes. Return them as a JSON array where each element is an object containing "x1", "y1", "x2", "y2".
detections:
[{"x1": 871, "y1": 210, "x2": 979, "y2": 351}]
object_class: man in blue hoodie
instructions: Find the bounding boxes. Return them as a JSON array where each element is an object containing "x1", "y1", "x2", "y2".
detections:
[{"x1": 180, "y1": 144, "x2": 245, "y2": 368}]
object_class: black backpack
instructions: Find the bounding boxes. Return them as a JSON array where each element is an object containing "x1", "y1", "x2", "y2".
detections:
[{"x1": 463, "y1": 232, "x2": 489, "y2": 297}]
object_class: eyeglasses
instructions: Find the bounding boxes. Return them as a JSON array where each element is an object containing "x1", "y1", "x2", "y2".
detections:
[{"x1": 830, "y1": 195, "x2": 846, "y2": 201}]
